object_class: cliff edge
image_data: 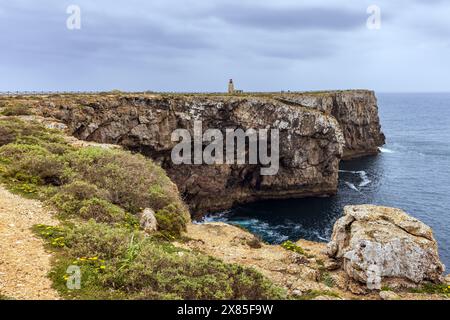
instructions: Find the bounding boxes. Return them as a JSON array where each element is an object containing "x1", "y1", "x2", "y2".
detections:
[{"x1": 2, "y1": 90, "x2": 385, "y2": 216}]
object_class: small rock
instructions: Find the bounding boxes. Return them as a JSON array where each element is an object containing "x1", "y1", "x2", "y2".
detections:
[
  {"x1": 246, "y1": 236, "x2": 262, "y2": 249},
  {"x1": 292, "y1": 289, "x2": 303, "y2": 296},
  {"x1": 347, "y1": 279, "x2": 368, "y2": 295},
  {"x1": 293, "y1": 255, "x2": 310, "y2": 265},
  {"x1": 138, "y1": 208, "x2": 158, "y2": 233},
  {"x1": 444, "y1": 274, "x2": 450, "y2": 285},
  {"x1": 299, "y1": 267, "x2": 319, "y2": 281},
  {"x1": 379, "y1": 291, "x2": 400, "y2": 300},
  {"x1": 326, "y1": 242, "x2": 338, "y2": 257},
  {"x1": 324, "y1": 259, "x2": 341, "y2": 271},
  {"x1": 138, "y1": 116, "x2": 150, "y2": 124}
]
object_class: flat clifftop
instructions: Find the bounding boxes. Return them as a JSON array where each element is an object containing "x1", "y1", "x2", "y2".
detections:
[
  {"x1": 0, "y1": 90, "x2": 385, "y2": 215},
  {"x1": 0, "y1": 88, "x2": 374, "y2": 97}
]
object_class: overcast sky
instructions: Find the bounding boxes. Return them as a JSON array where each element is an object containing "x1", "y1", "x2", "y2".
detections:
[{"x1": 1, "y1": 0, "x2": 449, "y2": 92}]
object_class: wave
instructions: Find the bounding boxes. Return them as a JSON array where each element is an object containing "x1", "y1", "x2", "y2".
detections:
[
  {"x1": 379, "y1": 147, "x2": 395, "y2": 154},
  {"x1": 196, "y1": 210, "x2": 231, "y2": 224},
  {"x1": 340, "y1": 170, "x2": 372, "y2": 187},
  {"x1": 197, "y1": 213, "x2": 289, "y2": 243},
  {"x1": 201, "y1": 212, "x2": 334, "y2": 244},
  {"x1": 344, "y1": 181, "x2": 361, "y2": 193},
  {"x1": 233, "y1": 219, "x2": 289, "y2": 243},
  {"x1": 358, "y1": 171, "x2": 372, "y2": 187}
]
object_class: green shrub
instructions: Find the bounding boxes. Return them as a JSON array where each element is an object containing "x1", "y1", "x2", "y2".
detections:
[
  {"x1": 47, "y1": 221, "x2": 285, "y2": 300},
  {"x1": 64, "y1": 147, "x2": 190, "y2": 233},
  {"x1": 66, "y1": 148, "x2": 182, "y2": 213},
  {"x1": 64, "y1": 221, "x2": 135, "y2": 260},
  {"x1": 0, "y1": 143, "x2": 66, "y2": 185},
  {"x1": 58, "y1": 180, "x2": 110, "y2": 202},
  {"x1": 1, "y1": 103, "x2": 32, "y2": 116},
  {"x1": 320, "y1": 272, "x2": 336, "y2": 288},
  {"x1": 0, "y1": 118, "x2": 67, "y2": 147},
  {"x1": 34, "y1": 224, "x2": 67, "y2": 248},
  {"x1": 49, "y1": 180, "x2": 110, "y2": 216},
  {"x1": 410, "y1": 283, "x2": 450, "y2": 296},
  {"x1": 154, "y1": 204, "x2": 189, "y2": 238},
  {"x1": 79, "y1": 198, "x2": 127, "y2": 223},
  {"x1": 0, "y1": 119, "x2": 189, "y2": 236},
  {"x1": 281, "y1": 240, "x2": 313, "y2": 258}
]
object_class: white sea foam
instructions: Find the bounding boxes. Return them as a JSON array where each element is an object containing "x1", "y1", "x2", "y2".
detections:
[
  {"x1": 201, "y1": 215, "x2": 290, "y2": 243},
  {"x1": 196, "y1": 210, "x2": 231, "y2": 224},
  {"x1": 237, "y1": 219, "x2": 289, "y2": 243},
  {"x1": 358, "y1": 171, "x2": 372, "y2": 187},
  {"x1": 340, "y1": 170, "x2": 372, "y2": 187},
  {"x1": 345, "y1": 181, "x2": 361, "y2": 192},
  {"x1": 379, "y1": 147, "x2": 395, "y2": 154}
]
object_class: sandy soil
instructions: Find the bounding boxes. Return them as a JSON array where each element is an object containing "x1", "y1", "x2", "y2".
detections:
[{"x1": 0, "y1": 185, "x2": 59, "y2": 300}]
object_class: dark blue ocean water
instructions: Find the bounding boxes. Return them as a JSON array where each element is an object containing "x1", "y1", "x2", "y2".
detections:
[{"x1": 205, "y1": 93, "x2": 450, "y2": 269}]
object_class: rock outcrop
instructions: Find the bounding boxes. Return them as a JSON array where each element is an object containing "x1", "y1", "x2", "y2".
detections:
[
  {"x1": 178, "y1": 207, "x2": 447, "y2": 300},
  {"x1": 25, "y1": 90, "x2": 384, "y2": 216},
  {"x1": 274, "y1": 91, "x2": 385, "y2": 159},
  {"x1": 138, "y1": 208, "x2": 158, "y2": 234},
  {"x1": 327, "y1": 205, "x2": 445, "y2": 288}
]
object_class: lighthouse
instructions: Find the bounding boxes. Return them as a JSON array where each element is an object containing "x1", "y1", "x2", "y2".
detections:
[{"x1": 228, "y1": 79, "x2": 235, "y2": 94}]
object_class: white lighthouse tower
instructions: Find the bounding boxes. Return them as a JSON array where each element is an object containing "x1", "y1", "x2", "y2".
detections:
[{"x1": 228, "y1": 79, "x2": 235, "y2": 94}]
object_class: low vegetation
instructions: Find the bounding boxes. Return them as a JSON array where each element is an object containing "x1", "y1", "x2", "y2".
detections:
[
  {"x1": 0, "y1": 102, "x2": 32, "y2": 116},
  {"x1": 297, "y1": 289, "x2": 341, "y2": 300},
  {"x1": 319, "y1": 272, "x2": 336, "y2": 288},
  {"x1": 0, "y1": 118, "x2": 285, "y2": 300},
  {"x1": 410, "y1": 283, "x2": 450, "y2": 297},
  {"x1": 281, "y1": 240, "x2": 314, "y2": 258},
  {"x1": 33, "y1": 222, "x2": 283, "y2": 300},
  {"x1": 0, "y1": 118, "x2": 189, "y2": 236}
]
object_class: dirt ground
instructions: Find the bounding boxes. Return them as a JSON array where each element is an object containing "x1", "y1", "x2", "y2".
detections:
[{"x1": 0, "y1": 185, "x2": 59, "y2": 300}]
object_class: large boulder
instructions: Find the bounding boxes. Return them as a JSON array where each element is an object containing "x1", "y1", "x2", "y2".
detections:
[{"x1": 327, "y1": 205, "x2": 445, "y2": 288}]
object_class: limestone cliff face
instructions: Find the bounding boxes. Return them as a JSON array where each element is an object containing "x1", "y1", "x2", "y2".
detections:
[
  {"x1": 33, "y1": 90, "x2": 384, "y2": 216},
  {"x1": 274, "y1": 91, "x2": 385, "y2": 159}
]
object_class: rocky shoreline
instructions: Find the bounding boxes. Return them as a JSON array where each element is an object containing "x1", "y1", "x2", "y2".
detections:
[{"x1": 181, "y1": 205, "x2": 448, "y2": 300}]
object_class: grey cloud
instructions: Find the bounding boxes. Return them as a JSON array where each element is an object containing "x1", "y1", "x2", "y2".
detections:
[
  {"x1": 209, "y1": 5, "x2": 367, "y2": 31},
  {"x1": 1, "y1": 0, "x2": 450, "y2": 92}
]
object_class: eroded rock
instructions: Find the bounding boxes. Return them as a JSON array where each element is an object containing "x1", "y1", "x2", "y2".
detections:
[
  {"x1": 138, "y1": 208, "x2": 158, "y2": 233},
  {"x1": 327, "y1": 205, "x2": 445, "y2": 288}
]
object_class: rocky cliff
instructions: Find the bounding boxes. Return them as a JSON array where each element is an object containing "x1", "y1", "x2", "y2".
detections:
[
  {"x1": 25, "y1": 90, "x2": 384, "y2": 216},
  {"x1": 274, "y1": 91, "x2": 385, "y2": 159}
]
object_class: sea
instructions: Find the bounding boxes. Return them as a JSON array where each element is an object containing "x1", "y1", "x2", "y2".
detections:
[{"x1": 203, "y1": 93, "x2": 450, "y2": 269}]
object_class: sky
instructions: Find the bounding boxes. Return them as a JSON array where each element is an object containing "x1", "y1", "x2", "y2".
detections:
[{"x1": 0, "y1": 0, "x2": 449, "y2": 92}]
